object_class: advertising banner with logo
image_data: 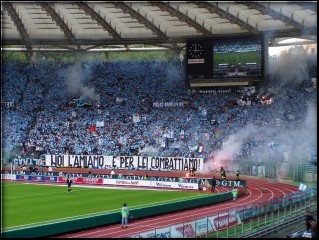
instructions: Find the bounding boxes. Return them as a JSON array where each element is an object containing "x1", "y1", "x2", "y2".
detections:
[
  {"x1": 130, "y1": 227, "x2": 171, "y2": 238},
  {"x1": 27, "y1": 175, "x2": 46, "y2": 181},
  {"x1": 58, "y1": 176, "x2": 103, "y2": 185},
  {"x1": 194, "y1": 217, "x2": 214, "y2": 237},
  {"x1": 45, "y1": 176, "x2": 58, "y2": 182},
  {"x1": 208, "y1": 210, "x2": 241, "y2": 231},
  {"x1": 150, "y1": 181, "x2": 198, "y2": 190},
  {"x1": 103, "y1": 179, "x2": 150, "y2": 187},
  {"x1": 171, "y1": 222, "x2": 196, "y2": 238},
  {"x1": 1, "y1": 174, "x2": 16, "y2": 180},
  {"x1": 130, "y1": 218, "x2": 214, "y2": 238},
  {"x1": 16, "y1": 175, "x2": 25, "y2": 181}
]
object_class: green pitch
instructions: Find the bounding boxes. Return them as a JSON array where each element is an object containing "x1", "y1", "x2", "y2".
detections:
[
  {"x1": 213, "y1": 51, "x2": 261, "y2": 66},
  {"x1": 1, "y1": 181, "x2": 205, "y2": 231}
]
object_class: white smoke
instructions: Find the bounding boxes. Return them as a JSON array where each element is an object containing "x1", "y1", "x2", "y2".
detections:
[
  {"x1": 164, "y1": 60, "x2": 185, "y2": 89},
  {"x1": 267, "y1": 45, "x2": 314, "y2": 88},
  {"x1": 201, "y1": 44, "x2": 317, "y2": 175},
  {"x1": 202, "y1": 101, "x2": 317, "y2": 174},
  {"x1": 65, "y1": 62, "x2": 100, "y2": 103},
  {"x1": 139, "y1": 145, "x2": 160, "y2": 156},
  {"x1": 283, "y1": 101, "x2": 317, "y2": 157},
  {"x1": 215, "y1": 125, "x2": 257, "y2": 161},
  {"x1": 202, "y1": 125, "x2": 259, "y2": 173}
]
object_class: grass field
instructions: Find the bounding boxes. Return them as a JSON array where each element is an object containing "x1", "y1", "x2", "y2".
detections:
[
  {"x1": 1, "y1": 181, "x2": 205, "y2": 231},
  {"x1": 213, "y1": 51, "x2": 261, "y2": 66}
]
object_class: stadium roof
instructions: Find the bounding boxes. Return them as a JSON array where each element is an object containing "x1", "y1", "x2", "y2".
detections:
[{"x1": 1, "y1": 1, "x2": 317, "y2": 52}]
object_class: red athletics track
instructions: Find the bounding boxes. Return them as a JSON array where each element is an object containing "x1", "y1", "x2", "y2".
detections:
[{"x1": 52, "y1": 179, "x2": 299, "y2": 238}]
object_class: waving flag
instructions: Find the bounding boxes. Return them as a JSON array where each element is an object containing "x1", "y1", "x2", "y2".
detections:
[
  {"x1": 89, "y1": 125, "x2": 96, "y2": 133},
  {"x1": 96, "y1": 120, "x2": 104, "y2": 127},
  {"x1": 197, "y1": 146, "x2": 204, "y2": 153},
  {"x1": 245, "y1": 86, "x2": 255, "y2": 96},
  {"x1": 133, "y1": 114, "x2": 140, "y2": 123}
]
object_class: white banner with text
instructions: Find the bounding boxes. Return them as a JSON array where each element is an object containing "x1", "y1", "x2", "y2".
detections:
[{"x1": 45, "y1": 155, "x2": 203, "y2": 171}]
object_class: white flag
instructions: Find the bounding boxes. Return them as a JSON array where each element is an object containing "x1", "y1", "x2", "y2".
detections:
[
  {"x1": 245, "y1": 86, "x2": 255, "y2": 96},
  {"x1": 96, "y1": 120, "x2": 105, "y2": 127},
  {"x1": 133, "y1": 114, "x2": 140, "y2": 123},
  {"x1": 116, "y1": 97, "x2": 124, "y2": 103}
]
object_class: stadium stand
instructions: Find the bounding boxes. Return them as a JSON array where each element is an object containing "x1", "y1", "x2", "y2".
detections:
[{"x1": 2, "y1": 59, "x2": 317, "y2": 172}]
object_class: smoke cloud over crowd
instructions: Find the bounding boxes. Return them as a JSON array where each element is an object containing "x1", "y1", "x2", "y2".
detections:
[
  {"x1": 65, "y1": 62, "x2": 100, "y2": 103},
  {"x1": 267, "y1": 45, "x2": 316, "y2": 88},
  {"x1": 202, "y1": 44, "x2": 317, "y2": 174}
]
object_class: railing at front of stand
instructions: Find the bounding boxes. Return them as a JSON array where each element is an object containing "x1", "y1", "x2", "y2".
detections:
[{"x1": 125, "y1": 188, "x2": 317, "y2": 238}]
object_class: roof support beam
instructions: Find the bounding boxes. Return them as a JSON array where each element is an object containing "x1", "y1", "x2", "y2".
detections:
[
  {"x1": 236, "y1": 2, "x2": 303, "y2": 30},
  {"x1": 190, "y1": 1, "x2": 257, "y2": 33},
  {"x1": 148, "y1": 1, "x2": 212, "y2": 36},
  {"x1": 110, "y1": 1, "x2": 168, "y2": 39},
  {"x1": 74, "y1": 2, "x2": 128, "y2": 49},
  {"x1": 2, "y1": 2, "x2": 33, "y2": 50},
  {"x1": 37, "y1": 2, "x2": 79, "y2": 50},
  {"x1": 295, "y1": 2, "x2": 317, "y2": 12}
]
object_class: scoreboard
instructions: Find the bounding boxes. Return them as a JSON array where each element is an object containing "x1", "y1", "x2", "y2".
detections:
[{"x1": 186, "y1": 35, "x2": 265, "y2": 88}]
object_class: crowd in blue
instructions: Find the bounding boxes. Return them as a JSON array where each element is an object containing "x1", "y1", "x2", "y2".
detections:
[
  {"x1": 1, "y1": 60, "x2": 317, "y2": 166},
  {"x1": 213, "y1": 38, "x2": 262, "y2": 53}
]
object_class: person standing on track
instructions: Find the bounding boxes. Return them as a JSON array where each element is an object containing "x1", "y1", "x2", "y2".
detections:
[
  {"x1": 121, "y1": 203, "x2": 129, "y2": 228},
  {"x1": 220, "y1": 167, "x2": 226, "y2": 180},
  {"x1": 231, "y1": 186, "x2": 238, "y2": 201},
  {"x1": 211, "y1": 176, "x2": 217, "y2": 193},
  {"x1": 235, "y1": 170, "x2": 240, "y2": 180}
]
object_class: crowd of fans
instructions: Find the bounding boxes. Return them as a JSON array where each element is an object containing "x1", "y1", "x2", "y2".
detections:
[
  {"x1": 213, "y1": 39, "x2": 261, "y2": 53},
  {"x1": 1, "y1": 59, "x2": 317, "y2": 167}
]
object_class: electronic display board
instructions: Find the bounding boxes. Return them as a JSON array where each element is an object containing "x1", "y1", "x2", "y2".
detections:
[{"x1": 186, "y1": 35, "x2": 265, "y2": 88}]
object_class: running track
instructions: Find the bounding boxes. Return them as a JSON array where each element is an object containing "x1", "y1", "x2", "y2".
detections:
[{"x1": 52, "y1": 179, "x2": 299, "y2": 238}]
